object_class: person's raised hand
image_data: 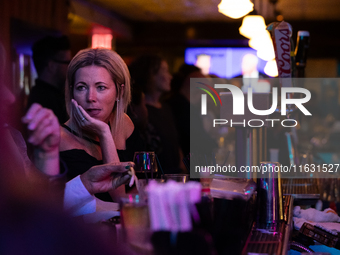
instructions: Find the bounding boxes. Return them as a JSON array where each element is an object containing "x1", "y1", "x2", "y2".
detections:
[
  {"x1": 80, "y1": 162, "x2": 136, "y2": 195},
  {"x1": 22, "y1": 103, "x2": 60, "y2": 175},
  {"x1": 22, "y1": 103, "x2": 60, "y2": 153}
]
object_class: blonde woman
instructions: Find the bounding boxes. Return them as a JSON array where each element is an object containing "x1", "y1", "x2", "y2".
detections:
[{"x1": 60, "y1": 48, "x2": 134, "y2": 201}]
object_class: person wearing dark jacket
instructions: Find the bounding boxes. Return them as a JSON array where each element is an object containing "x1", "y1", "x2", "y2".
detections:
[{"x1": 27, "y1": 35, "x2": 72, "y2": 124}]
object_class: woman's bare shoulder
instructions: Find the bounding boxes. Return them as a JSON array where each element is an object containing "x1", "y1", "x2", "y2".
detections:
[
  {"x1": 59, "y1": 125, "x2": 80, "y2": 151},
  {"x1": 122, "y1": 113, "x2": 134, "y2": 139}
]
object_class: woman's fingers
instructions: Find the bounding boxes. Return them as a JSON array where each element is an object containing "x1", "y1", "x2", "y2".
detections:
[
  {"x1": 89, "y1": 162, "x2": 134, "y2": 181},
  {"x1": 30, "y1": 119, "x2": 60, "y2": 148},
  {"x1": 71, "y1": 99, "x2": 83, "y2": 124},
  {"x1": 122, "y1": 161, "x2": 135, "y2": 169},
  {"x1": 104, "y1": 162, "x2": 134, "y2": 174},
  {"x1": 28, "y1": 115, "x2": 53, "y2": 144},
  {"x1": 23, "y1": 103, "x2": 48, "y2": 130},
  {"x1": 76, "y1": 103, "x2": 90, "y2": 120},
  {"x1": 22, "y1": 104, "x2": 60, "y2": 152},
  {"x1": 23, "y1": 104, "x2": 53, "y2": 138},
  {"x1": 113, "y1": 174, "x2": 131, "y2": 189},
  {"x1": 28, "y1": 115, "x2": 59, "y2": 149},
  {"x1": 22, "y1": 103, "x2": 42, "y2": 123},
  {"x1": 71, "y1": 99, "x2": 94, "y2": 127},
  {"x1": 70, "y1": 99, "x2": 112, "y2": 138}
]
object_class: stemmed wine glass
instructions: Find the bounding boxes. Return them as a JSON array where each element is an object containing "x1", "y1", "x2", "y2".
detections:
[{"x1": 133, "y1": 151, "x2": 158, "y2": 182}]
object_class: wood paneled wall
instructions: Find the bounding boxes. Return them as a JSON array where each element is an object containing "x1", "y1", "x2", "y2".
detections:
[{"x1": 0, "y1": 0, "x2": 69, "y2": 73}]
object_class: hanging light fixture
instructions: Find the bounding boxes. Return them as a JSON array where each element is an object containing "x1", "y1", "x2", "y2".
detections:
[
  {"x1": 239, "y1": 15, "x2": 276, "y2": 61},
  {"x1": 255, "y1": 29, "x2": 275, "y2": 61},
  {"x1": 264, "y1": 59, "x2": 278, "y2": 77},
  {"x1": 256, "y1": 44, "x2": 275, "y2": 61},
  {"x1": 235, "y1": 3, "x2": 278, "y2": 77},
  {"x1": 239, "y1": 15, "x2": 267, "y2": 39},
  {"x1": 249, "y1": 30, "x2": 276, "y2": 61},
  {"x1": 218, "y1": 0, "x2": 254, "y2": 19},
  {"x1": 248, "y1": 30, "x2": 272, "y2": 50}
]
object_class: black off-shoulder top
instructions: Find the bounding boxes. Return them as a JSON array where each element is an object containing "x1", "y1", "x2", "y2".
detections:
[{"x1": 60, "y1": 124, "x2": 146, "y2": 201}]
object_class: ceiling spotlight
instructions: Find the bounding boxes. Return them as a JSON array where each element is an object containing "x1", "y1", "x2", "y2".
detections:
[
  {"x1": 218, "y1": 0, "x2": 254, "y2": 19},
  {"x1": 239, "y1": 15, "x2": 267, "y2": 39}
]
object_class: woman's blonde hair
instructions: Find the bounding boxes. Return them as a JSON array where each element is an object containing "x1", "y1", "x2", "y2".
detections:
[{"x1": 65, "y1": 48, "x2": 131, "y2": 138}]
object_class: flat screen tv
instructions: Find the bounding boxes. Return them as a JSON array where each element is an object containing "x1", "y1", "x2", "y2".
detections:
[{"x1": 184, "y1": 47, "x2": 267, "y2": 79}]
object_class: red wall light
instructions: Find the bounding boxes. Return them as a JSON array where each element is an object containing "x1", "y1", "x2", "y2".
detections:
[{"x1": 91, "y1": 34, "x2": 113, "y2": 49}]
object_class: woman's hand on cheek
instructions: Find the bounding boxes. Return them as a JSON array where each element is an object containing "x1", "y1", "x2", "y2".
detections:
[{"x1": 71, "y1": 99, "x2": 110, "y2": 136}]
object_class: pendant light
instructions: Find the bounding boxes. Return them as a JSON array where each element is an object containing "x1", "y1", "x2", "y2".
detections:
[{"x1": 218, "y1": 0, "x2": 254, "y2": 19}]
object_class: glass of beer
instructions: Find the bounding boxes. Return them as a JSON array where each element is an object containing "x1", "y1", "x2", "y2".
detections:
[{"x1": 120, "y1": 194, "x2": 152, "y2": 253}]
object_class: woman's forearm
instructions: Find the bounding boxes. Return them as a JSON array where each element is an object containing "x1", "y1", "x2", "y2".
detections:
[{"x1": 98, "y1": 128, "x2": 120, "y2": 163}]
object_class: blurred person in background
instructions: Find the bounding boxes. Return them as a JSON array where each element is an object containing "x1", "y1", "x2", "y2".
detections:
[
  {"x1": 129, "y1": 54, "x2": 183, "y2": 174},
  {"x1": 27, "y1": 35, "x2": 72, "y2": 124},
  {"x1": 166, "y1": 64, "x2": 203, "y2": 158},
  {"x1": 60, "y1": 48, "x2": 136, "y2": 202},
  {"x1": 128, "y1": 86, "x2": 148, "y2": 133},
  {"x1": 166, "y1": 64, "x2": 218, "y2": 164},
  {"x1": 237, "y1": 53, "x2": 270, "y2": 93},
  {"x1": 127, "y1": 85, "x2": 161, "y2": 154},
  {"x1": 195, "y1": 54, "x2": 211, "y2": 76}
]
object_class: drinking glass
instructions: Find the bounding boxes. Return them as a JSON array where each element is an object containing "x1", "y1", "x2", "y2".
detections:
[
  {"x1": 120, "y1": 194, "x2": 152, "y2": 253},
  {"x1": 162, "y1": 174, "x2": 190, "y2": 183},
  {"x1": 257, "y1": 162, "x2": 283, "y2": 231},
  {"x1": 133, "y1": 151, "x2": 158, "y2": 180}
]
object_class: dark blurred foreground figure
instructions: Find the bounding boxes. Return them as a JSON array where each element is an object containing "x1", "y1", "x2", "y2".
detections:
[
  {"x1": 0, "y1": 41, "x2": 133, "y2": 255},
  {"x1": 129, "y1": 54, "x2": 183, "y2": 174},
  {"x1": 27, "y1": 35, "x2": 71, "y2": 124}
]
